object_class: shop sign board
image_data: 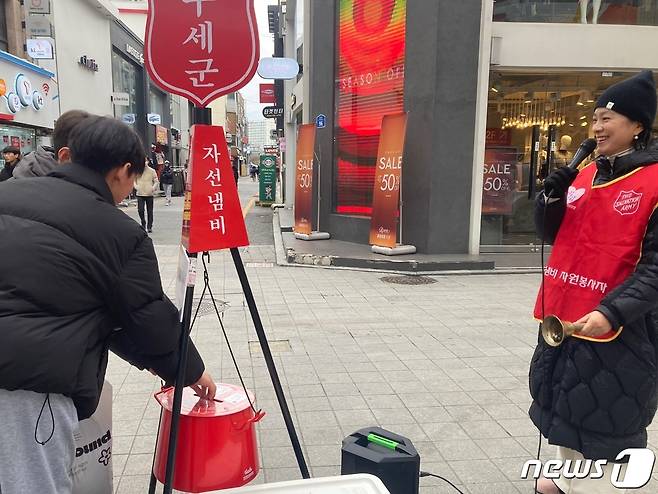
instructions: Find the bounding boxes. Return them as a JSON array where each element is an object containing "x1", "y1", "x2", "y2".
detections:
[
  {"x1": 369, "y1": 113, "x2": 407, "y2": 248},
  {"x1": 28, "y1": 0, "x2": 51, "y2": 14},
  {"x1": 26, "y1": 16, "x2": 52, "y2": 37},
  {"x1": 0, "y1": 53, "x2": 58, "y2": 129},
  {"x1": 26, "y1": 39, "x2": 53, "y2": 60},
  {"x1": 259, "y1": 84, "x2": 276, "y2": 103},
  {"x1": 121, "y1": 113, "x2": 136, "y2": 124},
  {"x1": 181, "y1": 124, "x2": 249, "y2": 252},
  {"x1": 481, "y1": 148, "x2": 516, "y2": 215},
  {"x1": 258, "y1": 154, "x2": 277, "y2": 205},
  {"x1": 262, "y1": 106, "x2": 283, "y2": 118},
  {"x1": 293, "y1": 124, "x2": 316, "y2": 235},
  {"x1": 147, "y1": 113, "x2": 162, "y2": 125},
  {"x1": 263, "y1": 145, "x2": 279, "y2": 155},
  {"x1": 156, "y1": 125, "x2": 168, "y2": 145},
  {"x1": 112, "y1": 92, "x2": 130, "y2": 106},
  {"x1": 126, "y1": 44, "x2": 144, "y2": 65},
  {"x1": 315, "y1": 114, "x2": 326, "y2": 129},
  {"x1": 145, "y1": 0, "x2": 259, "y2": 107},
  {"x1": 257, "y1": 57, "x2": 299, "y2": 80}
]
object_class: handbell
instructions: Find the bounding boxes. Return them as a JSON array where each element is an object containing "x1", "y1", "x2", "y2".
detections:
[{"x1": 541, "y1": 315, "x2": 584, "y2": 347}]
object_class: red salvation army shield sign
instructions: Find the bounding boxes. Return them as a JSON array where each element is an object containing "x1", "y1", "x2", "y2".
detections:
[{"x1": 145, "y1": 0, "x2": 259, "y2": 107}]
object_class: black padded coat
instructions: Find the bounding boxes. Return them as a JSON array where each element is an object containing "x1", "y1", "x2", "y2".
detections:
[{"x1": 0, "y1": 163, "x2": 204, "y2": 419}]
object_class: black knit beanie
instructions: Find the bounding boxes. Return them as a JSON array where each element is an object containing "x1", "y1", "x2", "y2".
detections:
[{"x1": 595, "y1": 70, "x2": 657, "y2": 131}]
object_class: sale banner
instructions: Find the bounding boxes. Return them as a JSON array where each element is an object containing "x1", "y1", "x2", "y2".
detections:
[
  {"x1": 258, "y1": 155, "x2": 277, "y2": 205},
  {"x1": 481, "y1": 148, "x2": 517, "y2": 215},
  {"x1": 181, "y1": 125, "x2": 249, "y2": 253},
  {"x1": 369, "y1": 113, "x2": 407, "y2": 248},
  {"x1": 145, "y1": 0, "x2": 259, "y2": 107},
  {"x1": 294, "y1": 124, "x2": 316, "y2": 235}
]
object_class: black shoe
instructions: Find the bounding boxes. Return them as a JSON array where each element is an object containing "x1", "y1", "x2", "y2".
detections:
[{"x1": 147, "y1": 228, "x2": 152, "y2": 233}]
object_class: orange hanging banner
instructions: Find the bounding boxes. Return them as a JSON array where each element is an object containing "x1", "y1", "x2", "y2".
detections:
[
  {"x1": 294, "y1": 124, "x2": 316, "y2": 235},
  {"x1": 369, "y1": 113, "x2": 408, "y2": 248},
  {"x1": 182, "y1": 124, "x2": 249, "y2": 253}
]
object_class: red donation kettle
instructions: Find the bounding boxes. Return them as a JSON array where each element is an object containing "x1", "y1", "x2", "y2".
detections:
[{"x1": 153, "y1": 383, "x2": 264, "y2": 493}]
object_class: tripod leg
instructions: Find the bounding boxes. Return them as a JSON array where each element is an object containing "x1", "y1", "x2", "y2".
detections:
[
  {"x1": 162, "y1": 276, "x2": 197, "y2": 493},
  {"x1": 147, "y1": 405, "x2": 164, "y2": 494},
  {"x1": 230, "y1": 247, "x2": 310, "y2": 479}
]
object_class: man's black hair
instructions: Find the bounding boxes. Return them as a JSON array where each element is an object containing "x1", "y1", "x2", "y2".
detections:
[
  {"x1": 2, "y1": 146, "x2": 20, "y2": 155},
  {"x1": 69, "y1": 116, "x2": 146, "y2": 176},
  {"x1": 53, "y1": 110, "x2": 90, "y2": 154}
]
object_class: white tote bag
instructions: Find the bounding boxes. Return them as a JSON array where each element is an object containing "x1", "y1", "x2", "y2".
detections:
[{"x1": 71, "y1": 381, "x2": 113, "y2": 494}]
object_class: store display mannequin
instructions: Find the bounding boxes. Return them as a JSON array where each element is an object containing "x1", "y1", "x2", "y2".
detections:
[
  {"x1": 555, "y1": 135, "x2": 573, "y2": 168},
  {"x1": 580, "y1": 0, "x2": 602, "y2": 24}
]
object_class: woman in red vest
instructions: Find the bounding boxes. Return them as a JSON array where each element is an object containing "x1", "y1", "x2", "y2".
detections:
[{"x1": 531, "y1": 70, "x2": 658, "y2": 494}]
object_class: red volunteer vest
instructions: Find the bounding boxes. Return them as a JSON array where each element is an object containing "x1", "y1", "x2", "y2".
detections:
[{"x1": 534, "y1": 162, "x2": 658, "y2": 342}]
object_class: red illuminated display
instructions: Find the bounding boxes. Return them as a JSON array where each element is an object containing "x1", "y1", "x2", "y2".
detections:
[{"x1": 335, "y1": 0, "x2": 406, "y2": 215}]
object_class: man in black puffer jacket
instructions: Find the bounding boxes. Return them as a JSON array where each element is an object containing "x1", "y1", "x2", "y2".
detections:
[
  {"x1": 0, "y1": 116, "x2": 215, "y2": 494},
  {"x1": 531, "y1": 71, "x2": 658, "y2": 494}
]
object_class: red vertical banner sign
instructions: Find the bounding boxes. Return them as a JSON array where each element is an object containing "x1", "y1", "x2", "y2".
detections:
[
  {"x1": 369, "y1": 113, "x2": 408, "y2": 248},
  {"x1": 182, "y1": 125, "x2": 249, "y2": 253},
  {"x1": 294, "y1": 124, "x2": 316, "y2": 235}
]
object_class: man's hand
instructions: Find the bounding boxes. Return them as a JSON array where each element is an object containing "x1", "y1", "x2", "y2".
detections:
[
  {"x1": 190, "y1": 371, "x2": 216, "y2": 400},
  {"x1": 574, "y1": 311, "x2": 612, "y2": 338}
]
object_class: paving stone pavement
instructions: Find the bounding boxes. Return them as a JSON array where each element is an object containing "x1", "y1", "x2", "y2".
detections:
[{"x1": 110, "y1": 186, "x2": 658, "y2": 494}]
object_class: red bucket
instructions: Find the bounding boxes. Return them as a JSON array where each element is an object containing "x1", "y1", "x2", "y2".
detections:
[{"x1": 153, "y1": 383, "x2": 264, "y2": 493}]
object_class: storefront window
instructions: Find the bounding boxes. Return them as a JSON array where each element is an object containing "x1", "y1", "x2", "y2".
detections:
[
  {"x1": 481, "y1": 70, "x2": 658, "y2": 247},
  {"x1": 112, "y1": 50, "x2": 140, "y2": 127},
  {"x1": 493, "y1": 0, "x2": 658, "y2": 26},
  {"x1": 149, "y1": 87, "x2": 166, "y2": 121},
  {"x1": 334, "y1": 0, "x2": 406, "y2": 215},
  {"x1": 0, "y1": 125, "x2": 36, "y2": 161}
]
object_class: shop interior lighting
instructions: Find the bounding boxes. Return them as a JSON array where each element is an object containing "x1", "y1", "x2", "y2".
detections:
[
  {"x1": 501, "y1": 96, "x2": 567, "y2": 131},
  {"x1": 581, "y1": 121, "x2": 589, "y2": 127}
]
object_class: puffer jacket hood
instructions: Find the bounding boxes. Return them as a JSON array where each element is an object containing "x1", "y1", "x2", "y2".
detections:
[{"x1": 12, "y1": 146, "x2": 58, "y2": 178}]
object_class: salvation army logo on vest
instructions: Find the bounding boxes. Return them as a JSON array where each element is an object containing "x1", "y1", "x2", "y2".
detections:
[{"x1": 614, "y1": 190, "x2": 643, "y2": 216}]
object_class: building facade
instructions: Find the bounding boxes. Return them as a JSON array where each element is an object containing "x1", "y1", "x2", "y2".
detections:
[
  {"x1": 249, "y1": 119, "x2": 277, "y2": 154},
  {"x1": 280, "y1": 0, "x2": 658, "y2": 255},
  {"x1": 0, "y1": 0, "x2": 59, "y2": 156}
]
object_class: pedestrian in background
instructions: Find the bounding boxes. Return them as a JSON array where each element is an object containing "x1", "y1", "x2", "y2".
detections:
[
  {"x1": 232, "y1": 157, "x2": 240, "y2": 188},
  {"x1": 12, "y1": 110, "x2": 91, "y2": 178},
  {"x1": 0, "y1": 145, "x2": 21, "y2": 181},
  {"x1": 531, "y1": 70, "x2": 658, "y2": 494},
  {"x1": 161, "y1": 160, "x2": 174, "y2": 206},
  {"x1": 134, "y1": 160, "x2": 159, "y2": 233},
  {"x1": 0, "y1": 115, "x2": 215, "y2": 494}
]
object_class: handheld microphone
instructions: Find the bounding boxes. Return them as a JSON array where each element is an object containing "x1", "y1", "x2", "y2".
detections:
[{"x1": 568, "y1": 138, "x2": 597, "y2": 170}]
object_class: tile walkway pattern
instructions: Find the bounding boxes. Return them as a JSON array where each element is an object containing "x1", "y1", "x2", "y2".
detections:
[{"x1": 108, "y1": 195, "x2": 658, "y2": 493}]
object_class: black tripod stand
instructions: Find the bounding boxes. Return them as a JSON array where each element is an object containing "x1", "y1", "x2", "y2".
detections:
[{"x1": 148, "y1": 107, "x2": 309, "y2": 494}]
